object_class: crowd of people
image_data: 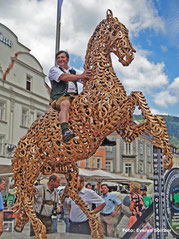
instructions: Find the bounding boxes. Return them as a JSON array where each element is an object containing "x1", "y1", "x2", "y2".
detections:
[
  {"x1": 28, "y1": 174, "x2": 151, "y2": 238},
  {"x1": 0, "y1": 174, "x2": 152, "y2": 237}
]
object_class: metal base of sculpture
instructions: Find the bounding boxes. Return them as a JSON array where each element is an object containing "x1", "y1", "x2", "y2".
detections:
[{"x1": 12, "y1": 9, "x2": 172, "y2": 239}]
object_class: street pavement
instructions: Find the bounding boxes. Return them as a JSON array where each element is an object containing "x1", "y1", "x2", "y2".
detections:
[{"x1": 1, "y1": 217, "x2": 175, "y2": 239}]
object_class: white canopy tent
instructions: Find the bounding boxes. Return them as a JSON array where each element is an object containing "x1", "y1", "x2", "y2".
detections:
[
  {"x1": 0, "y1": 158, "x2": 13, "y2": 175},
  {"x1": 0, "y1": 160, "x2": 153, "y2": 186},
  {"x1": 79, "y1": 168, "x2": 153, "y2": 186}
]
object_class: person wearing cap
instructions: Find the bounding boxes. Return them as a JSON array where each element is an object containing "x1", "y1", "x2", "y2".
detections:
[
  {"x1": 100, "y1": 183, "x2": 122, "y2": 237},
  {"x1": 48, "y1": 50, "x2": 116, "y2": 146},
  {"x1": 140, "y1": 184, "x2": 152, "y2": 208}
]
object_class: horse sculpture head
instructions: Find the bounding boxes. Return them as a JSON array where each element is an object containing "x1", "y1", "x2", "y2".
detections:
[{"x1": 85, "y1": 9, "x2": 136, "y2": 69}]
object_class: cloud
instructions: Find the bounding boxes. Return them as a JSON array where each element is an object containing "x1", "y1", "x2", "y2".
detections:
[
  {"x1": 169, "y1": 77, "x2": 179, "y2": 90},
  {"x1": 0, "y1": 0, "x2": 165, "y2": 75},
  {"x1": 161, "y1": 45, "x2": 168, "y2": 52},
  {"x1": 112, "y1": 48, "x2": 169, "y2": 93},
  {"x1": 1, "y1": 0, "x2": 178, "y2": 116},
  {"x1": 154, "y1": 91, "x2": 178, "y2": 107}
]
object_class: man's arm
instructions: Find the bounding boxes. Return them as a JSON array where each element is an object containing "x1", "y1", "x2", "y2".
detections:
[
  {"x1": 0, "y1": 210, "x2": 3, "y2": 236},
  {"x1": 110, "y1": 203, "x2": 122, "y2": 217},
  {"x1": 93, "y1": 202, "x2": 106, "y2": 214},
  {"x1": 59, "y1": 70, "x2": 91, "y2": 82}
]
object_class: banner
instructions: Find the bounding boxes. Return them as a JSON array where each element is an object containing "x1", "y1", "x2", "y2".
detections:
[{"x1": 165, "y1": 167, "x2": 179, "y2": 238}]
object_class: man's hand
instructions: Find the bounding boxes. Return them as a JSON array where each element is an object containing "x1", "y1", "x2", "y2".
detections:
[
  {"x1": 110, "y1": 211, "x2": 117, "y2": 217},
  {"x1": 111, "y1": 203, "x2": 122, "y2": 217},
  {"x1": 81, "y1": 70, "x2": 92, "y2": 82},
  {"x1": 57, "y1": 206, "x2": 61, "y2": 214}
]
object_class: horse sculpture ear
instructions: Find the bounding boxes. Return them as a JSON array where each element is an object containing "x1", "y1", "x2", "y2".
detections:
[{"x1": 106, "y1": 9, "x2": 113, "y2": 21}]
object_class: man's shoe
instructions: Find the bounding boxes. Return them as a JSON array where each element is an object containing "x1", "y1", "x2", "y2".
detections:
[
  {"x1": 62, "y1": 130, "x2": 75, "y2": 143},
  {"x1": 101, "y1": 137, "x2": 116, "y2": 146}
]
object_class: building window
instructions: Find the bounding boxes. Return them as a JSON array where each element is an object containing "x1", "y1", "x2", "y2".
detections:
[
  {"x1": 21, "y1": 108, "x2": 29, "y2": 127},
  {"x1": 147, "y1": 147, "x2": 151, "y2": 156},
  {"x1": 26, "y1": 75, "x2": 32, "y2": 91},
  {"x1": 106, "y1": 161, "x2": 111, "y2": 172},
  {"x1": 37, "y1": 112, "x2": 42, "y2": 119},
  {"x1": 106, "y1": 146, "x2": 113, "y2": 152},
  {"x1": 140, "y1": 144, "x2": 143, "y2": 154},
  {"x1": 0, "y1": 135, "x2": 5, "y2": 155},
  {"x1": 97, "y1": 157, "x2": 101, "y2": 169},
  {"x1": 92, "y1": 157, "x2": 96, "y2": 168},
  {"x1": 139, "y1": 161, "x2": 143, "y2": 172},
  {"x1": 0, "y1": 100, "x2": 6, "y2": 121},
  {"x1": 147, "y1": 162, "x2": 152, "y2": 174},
  {"x1": 126, "y1": 142, "x2": 131, "y2": 154},
  {"x1": 125, "y1": 163, "x2": 132, "y2": 176},
  {"x1": 86, "y1": 158, "x2": 90, "y2": 168}
]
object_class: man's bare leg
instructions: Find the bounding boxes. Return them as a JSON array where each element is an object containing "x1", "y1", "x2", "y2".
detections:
[{"x1": 59, "y1": 100, "x2": 75, "y2": 142}]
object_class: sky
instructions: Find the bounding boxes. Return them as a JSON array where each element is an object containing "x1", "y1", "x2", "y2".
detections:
[{"x1": 0, "y1": 0, "x2": 179, "y2": 116}]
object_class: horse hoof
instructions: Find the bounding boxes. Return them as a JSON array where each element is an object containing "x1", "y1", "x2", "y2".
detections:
[{"x1": 39, "y1": 233, "x2": 48, "y2": 239}]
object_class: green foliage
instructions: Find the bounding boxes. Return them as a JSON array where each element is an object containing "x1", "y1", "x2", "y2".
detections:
[{"x1": 133, "y1": 115, "x2": 179, "y2": 148}]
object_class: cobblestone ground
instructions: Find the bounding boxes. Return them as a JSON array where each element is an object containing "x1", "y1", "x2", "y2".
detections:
[
  {"x1": 1, "y1": 220, "x2": 66, "y2": 239},
  {"x1": 1, "y1": 218, "x2": 175, "y2": 239}
]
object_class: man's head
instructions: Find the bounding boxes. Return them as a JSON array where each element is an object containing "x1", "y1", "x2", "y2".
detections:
[
  {"x1": 48, "y1": 173, "x2": 61, "y2": 192},
  {"x1": 0, "y1": 178, "x2": 6, "y2": 191},
  {"x1": 56, "y1": 50, "x2": 69, "y2": 69},
  {"x1": 140, "y1": 184, "x2": 147, "y2": 196},
  {"x1": 101, "y1": 183, "x2": 109, "y2": 195},
  {"x1": 77, "y1": 176, "x2": 85, "y2": 191},
  {"x1": 85, "y1": 183, "x2": 92, "y2": 189}
]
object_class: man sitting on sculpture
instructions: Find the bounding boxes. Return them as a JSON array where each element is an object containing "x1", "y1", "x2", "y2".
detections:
[{"x1": 48, "y1": 50, "x2": 116, "y2": 146}]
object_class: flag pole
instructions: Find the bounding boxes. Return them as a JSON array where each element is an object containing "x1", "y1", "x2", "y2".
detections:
[{"x1": 55, "y1": 0, "x2": 63, "y2": 65}]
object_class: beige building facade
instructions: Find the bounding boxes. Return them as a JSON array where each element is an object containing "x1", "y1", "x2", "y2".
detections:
[{"x1": 0, "y1": 23, "x2": 49, "y2": 173}]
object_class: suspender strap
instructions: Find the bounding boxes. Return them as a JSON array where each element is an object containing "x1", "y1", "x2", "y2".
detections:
[
  {"x1": 39, "y1": 186, "x2": 57, "y2": 214},
  {"x1": 39, "y1": 185, "x2": 46, "y2": 214}
]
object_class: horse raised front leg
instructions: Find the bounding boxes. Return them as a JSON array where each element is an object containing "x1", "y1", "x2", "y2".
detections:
[
  {"x1": 66, "y1": 164, "x2": 103, "y2": 238},
  {"x1": 118, "y1": 91, "x2": 173, "y2": 169}
]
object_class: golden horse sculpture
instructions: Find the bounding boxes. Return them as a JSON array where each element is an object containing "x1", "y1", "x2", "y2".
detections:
[{"x1": 12, "y1": 9, "x2": 172, "y2": 239}]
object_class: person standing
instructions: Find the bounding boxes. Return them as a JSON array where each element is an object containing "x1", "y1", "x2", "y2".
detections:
[
  {"x1": 30, "y1": 173, "x2": 61, "y2": 236},
  {"x1": 0, "y1": 178, "x2": 6, "y2": 236},
  {"x1": 128, "y1": 182, "x2": 146, "y2": 229},
  {"x1": 140, "y1": 184, "x2": 152, "y2": 208},
  {"x1": 48, "y1": 50, "x2": 116, "y2": 146},
  {"x1": 100, "y1": 183, "x2": 122, "y2": 237},
  {"x1": 61, "y1": 197, "x2": 70, "y2": 233},
  {"x1": 67, "y1": 176, "x2": 106, "y2": 235}
]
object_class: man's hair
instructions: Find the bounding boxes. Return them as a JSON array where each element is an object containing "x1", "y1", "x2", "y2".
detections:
[
  {"x1": 101, "y1": 183, "x2": 109, "y2": 189},
  {"x1": 49, "y1": 173, "x2": 59, "y2": 182},
  {"x1": 56, "y1": 50, "x2": 69, "y2": 60},
  {"x1": 85, "y1": 183, "x2": 92, "y2": 188},
  {"x1": 0, "y1": 178, "x2": 5, "y2": 184}
]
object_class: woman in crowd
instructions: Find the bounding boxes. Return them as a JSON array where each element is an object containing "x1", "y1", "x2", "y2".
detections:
[{"x1": 128, "y1": 182, "x2": 146, "y2": 228}]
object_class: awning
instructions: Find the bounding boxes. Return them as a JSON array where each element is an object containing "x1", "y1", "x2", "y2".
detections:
[{"x1": 0, "y1": 157, "x2": 13, "y2": 174}]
